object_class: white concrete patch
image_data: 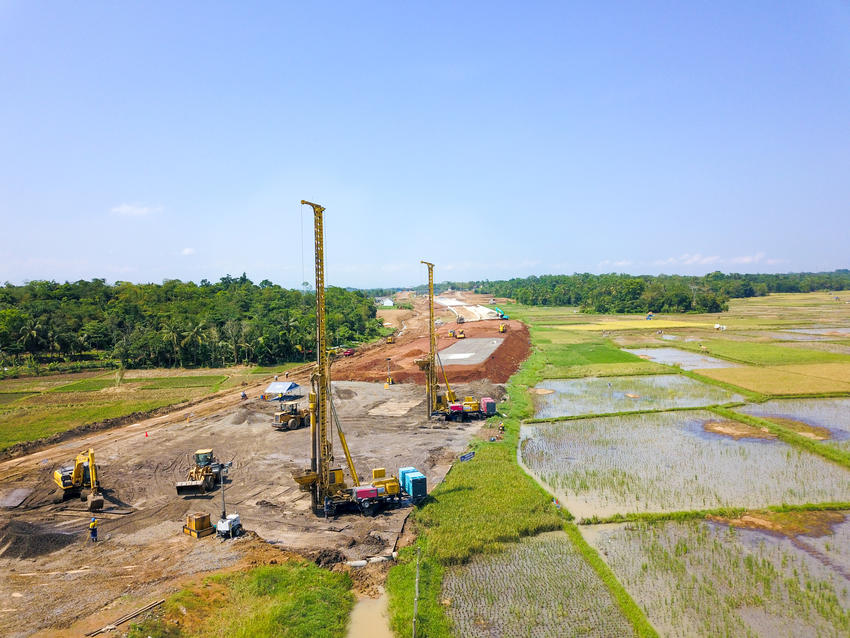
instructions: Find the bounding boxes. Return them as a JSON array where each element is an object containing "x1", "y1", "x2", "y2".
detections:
[{"x1": 368, "y1": 399, "x2": 422, "y2": 417}]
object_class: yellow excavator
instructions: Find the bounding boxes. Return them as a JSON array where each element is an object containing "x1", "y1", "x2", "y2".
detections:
[
  {"x1": 53, "y1": 449, "x2": 104, "y2": 511},
  {"x1": 292, "y1": 201, "x2": 406, "y2": 518}
]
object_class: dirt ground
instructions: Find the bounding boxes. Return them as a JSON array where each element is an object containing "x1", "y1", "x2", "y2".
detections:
[
  {"x1": 0, "y1": 293, "x2": 527, "y2": 637},
  {"x1": 335, "y1": 292, "x2": 529, "y2": 384}
]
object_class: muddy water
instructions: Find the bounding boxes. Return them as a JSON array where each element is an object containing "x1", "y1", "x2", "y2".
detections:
[
  {"x1": 623, "y1": 347, "x2": 741, "y2": 370},
  {"x1": 533, "y1": 374, "x2": 743, "y2": 419},
  {"x1": 347, "y1": 592, "x2": 393, "y2": 638}
]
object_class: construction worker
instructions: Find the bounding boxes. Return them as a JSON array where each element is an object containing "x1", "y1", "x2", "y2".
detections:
[
  {"x1": 89, "y1": 517, "x2": 98, "y2": 542},
  {"x1": 241, "y1": 391, "x2": 247, "y2": 400}
]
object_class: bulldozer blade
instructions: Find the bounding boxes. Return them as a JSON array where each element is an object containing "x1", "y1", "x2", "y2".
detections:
[
  {"x1": 176, "y1": 481, "x2": 204, "y2": 496},
  {"x1": 87, "y1": 493, "x2": 105, "y2": 511}
]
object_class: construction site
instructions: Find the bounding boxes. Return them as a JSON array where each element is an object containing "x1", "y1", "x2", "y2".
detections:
[{"x1": 0, "y1": 204, "x2": 529, "y2": 637}]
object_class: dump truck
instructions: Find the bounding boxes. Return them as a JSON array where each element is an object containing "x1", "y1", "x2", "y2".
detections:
[
  {"x1": 53, "y1": 448, "x2": 104, "y2": 511},
  {"x1": 273, "y1": 400, "x2": 309, "y2": 431},
  {"x1": 176, "y1": 449, "x2": 224, "y2": 496}
]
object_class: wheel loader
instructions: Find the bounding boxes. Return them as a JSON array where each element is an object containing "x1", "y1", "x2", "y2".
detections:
[
  {"x1": 53, "y1": 448, "x2": 104, "y2": 511},
  {"x1": 272, "y1": 400, "x2": 309, "y2": 431},
  {"x1": 176, "y1": 449, "x2": 224, "y2": 496}
]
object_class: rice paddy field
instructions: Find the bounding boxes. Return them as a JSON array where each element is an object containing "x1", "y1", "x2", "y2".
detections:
[
  {"x1": 442, "y1": 531, "x2": 635, "y2": 637},
  {"x1": 582, "y1": 518, "x2": 850, "y2": 637},
  {"x1": 396, "y1": 293, "x2": 850, "y2": 636},
  {"x1": 532, "y1": 375, "x2": 743, "y2": 419},
  {"x1": 521, "y1": 411, "x2": 850, "y2": 518}
]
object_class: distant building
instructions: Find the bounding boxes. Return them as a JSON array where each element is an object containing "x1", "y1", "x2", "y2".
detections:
[{"x1": 376, "y1": 297, "x2": 394, "y2": 307}]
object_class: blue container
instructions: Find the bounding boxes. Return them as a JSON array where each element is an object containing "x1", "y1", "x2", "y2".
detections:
[
  {"x1": 406, "y1": 472, "x2": 427, "y2": 500},
  {"x1": 398, "y1": 466, "x2": 417, "y2": 487}
]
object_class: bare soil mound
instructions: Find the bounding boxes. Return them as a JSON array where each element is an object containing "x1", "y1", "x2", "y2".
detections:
[
  {"x1": 333, "y1": 320, "x2": 530, "y2": 384},
  {"x1": 0, "y1": 520, "x2": 79, "y2": 558}
]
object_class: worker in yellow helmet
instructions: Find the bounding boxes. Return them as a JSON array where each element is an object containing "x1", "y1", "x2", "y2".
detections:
[{"x1": 89, "y1": 517, "x2": 98, "y2": 542}]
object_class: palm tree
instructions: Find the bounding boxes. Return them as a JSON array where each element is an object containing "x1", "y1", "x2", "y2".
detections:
[{"x1": 180, "y1": 321, "x2": 206, "y2": 366}]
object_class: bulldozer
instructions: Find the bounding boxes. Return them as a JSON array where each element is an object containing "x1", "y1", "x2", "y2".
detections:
[
  {"x1": 273, "y1": 400, "x2": 310, "y2": 431},
  {"x1": 176, "y1": 449, "x2": 225, "y2": 496},
  {"x1": 53, "y1": 448, "x2": 104, "y2": 511},
  {"x1": 386, "y1": 334, "x2": 395, "y2": 344}
]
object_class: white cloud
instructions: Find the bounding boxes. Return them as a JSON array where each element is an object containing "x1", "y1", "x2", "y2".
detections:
[
  {"x1": 180, "y1": 247, "x2": 195, "y2": 256},
  {"x1": 653, "y1": 253, "x2": 720, "y2": 267},
  {"x1": 729, "y1": 252, "x2": 765, "y2": 265},
  {"x1": 110, "y1": 203, "x2": 163, "y2": 217}
]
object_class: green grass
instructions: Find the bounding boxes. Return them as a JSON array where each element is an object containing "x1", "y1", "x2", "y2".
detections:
[
  {"x1": 128, "y1": 561, "x2": 353, "y2": 638},
  {"x1": 548, "y1": 361, "x2": 671, "y2": 378},
  {"x1": 249, "y1": 362, "x2": 304, "y2": 375},
  {"x1": 139, "y1": 375, "x2": 227, "y2": 390},
  {"x1": 677, "y1": 339, "x2": 850, "y2": 366},
  {"x1": 0, "y1": 399, "x2": 184, "y2": 451},
  {"x1": 0, "y1": 392, "x2": 37, "y2": 405},
  {"x1": 50, "y1": 378, "x2": 117, "y2": 392}
]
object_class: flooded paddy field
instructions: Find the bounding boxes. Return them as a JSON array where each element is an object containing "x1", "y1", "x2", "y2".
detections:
[
  {"x1": 738, "y1": 398, "x2": 850, "y2": 450},
  {"x1": 623, "y1": 347, "x2": 742, "y2": 370},
  {"x1": 532, "y1": 374, "x2": 743, "y2": 419},
  {"x1": 521, "y1": 411, "x2": 850, "y2": 519},
  {"x1": 442, "y1": 531, "x2": 635, "y2": 637},
  {"x1": 582, "y1": 518, "x2": 850, "y2": 637}
]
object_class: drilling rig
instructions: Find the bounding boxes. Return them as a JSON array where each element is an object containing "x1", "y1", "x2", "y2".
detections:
[
  {"x1": 419, "y1": 261, "x2": 494, "y2": 422},
  {"x1": 292, "y1": 201, "x2": 413, "y2": 517}
]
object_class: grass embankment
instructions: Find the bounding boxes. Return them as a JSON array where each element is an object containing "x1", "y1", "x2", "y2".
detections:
[
  {"x1": 0, "y1": 367, "x2": 282, "y2": 452},
  {"x1": 0, "y1": 399, "x2": 185, "y2": 451},
  {"x1": 581, "y1": 502, "x2": 850, "y2": 526},
  {"x1": 128, "y1": 561, "x2": 353, "y2": 638},
  {"x1": 386, "y1": 338, "x2": 657, "y2": 637}
]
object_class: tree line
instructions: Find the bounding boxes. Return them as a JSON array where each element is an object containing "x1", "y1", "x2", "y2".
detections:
[
  {"x1": 471, "y1": 270, "x2": 850, "y2": 313},
  {"x1": 0, "y1": 275, "x2": 383, "y2": 369}
]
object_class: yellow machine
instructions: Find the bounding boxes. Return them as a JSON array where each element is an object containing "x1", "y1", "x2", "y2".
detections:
[
  {"x1": 183, "y1": 512, "x2": 215, "y2": 538},
  {"x1": 456, "y1": 329, "x2": 465, "y2": 339},
  {"x1": 292, "y1": 201, "x2": 402, "y2": 518},
  {"x1": 447, "y1": 329, "x2": 455, "y2": 338},
  {"x1": 176, "y1": 449, "x2": 223, "y2": 495},
  {"x1": 386, "y1": 334, "x2": 395, "y2": 344},
  {"x1": 53, "y1": 448, "x2": 104, "y2": 511},
  {"x1": 499, "y1": 323, "x2": 507, "y2": 333},
  {"x1": 273, "y1": 400, "x2": 309, "y2": 431}
]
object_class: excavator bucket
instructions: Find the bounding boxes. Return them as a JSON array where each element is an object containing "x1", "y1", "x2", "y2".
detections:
[
  {"x1": 87, "y1": 492, "x2": 104, "y2": 511},
  {"x1": 176, "y1": 480, "x2": 205, "y2": 496}
]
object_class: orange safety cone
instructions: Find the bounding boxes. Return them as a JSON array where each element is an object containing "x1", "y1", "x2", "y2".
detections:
[{"x1": 145, "y1": 431, "x2": 148, "y2": 438}]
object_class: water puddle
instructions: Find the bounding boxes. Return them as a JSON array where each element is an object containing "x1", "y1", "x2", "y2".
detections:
[
  {"x1": 347, "y1": 592, "x2": 392, "y2": 638},
  {"x1": 623, "y1": 347, "x2": 741, "y2": 370},
  {"x1": 738, "y1": 398, "x2": 850, "y2": 448},
  {"x1": 533, "y1": 374, "x2": 743, "y2": 418}
]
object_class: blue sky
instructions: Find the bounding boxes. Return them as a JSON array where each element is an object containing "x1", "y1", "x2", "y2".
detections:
[{"x1": 1, "y1": 2, "x2": 848, "y2": 288}]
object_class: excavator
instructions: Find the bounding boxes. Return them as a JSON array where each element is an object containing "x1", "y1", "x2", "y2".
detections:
[
  {"x1": 292, "y1": 201, "x2": 412, "y2": 518},
  {"x1": 53, "y1": 448, "x2": 104, "y2": 511}
]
